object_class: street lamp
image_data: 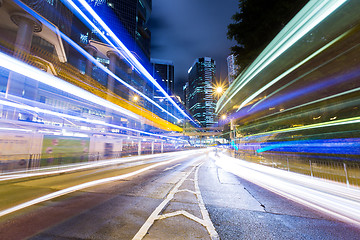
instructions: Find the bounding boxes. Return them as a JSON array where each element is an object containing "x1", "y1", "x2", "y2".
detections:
[
  {"x1": 213, "y1": 81, "x2": 227, "y2": 100},
  {"x1": 216, "y1": 86, "x2": 223, "y2": 94}
]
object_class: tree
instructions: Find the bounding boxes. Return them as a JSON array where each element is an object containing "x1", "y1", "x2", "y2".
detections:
[{"x1": 227, "y1": 0, "x2": 309, "y2": 70}]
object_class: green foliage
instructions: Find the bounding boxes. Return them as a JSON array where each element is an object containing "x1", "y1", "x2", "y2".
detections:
[{"x1": 227, "y1": 0, "x2": 308, "y2": 70}]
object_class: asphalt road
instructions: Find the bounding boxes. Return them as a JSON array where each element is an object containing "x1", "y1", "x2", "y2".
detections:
[{"x1": 0, "y1": 150, "x2": 359, "y2": 239}]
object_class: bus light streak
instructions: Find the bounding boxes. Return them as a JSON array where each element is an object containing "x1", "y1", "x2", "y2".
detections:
[
  {"x1": 217, "y1": 0, "x2": 347, "y2": 113},
  {"x1": 256, "y1": 138, "x2": 360, "y2": 155},
  {"x1": 0, "y1": 52, "x2": 140, "y2": 120},
  {"x1": 0, "y1": 98, "x2": 186, "y2": 141},
  {"x1": 247, "y1": 67, "x2": 360, "y2": 115},
  {"x1": 244, "y1": 116, "x2": 360, "y2": 139},
  {"x1": 0, "y1": 152, "x2": 198, "y2": 218},
  {"x1": 248, "y1": 32, "x2": 358, "y2": 113}
]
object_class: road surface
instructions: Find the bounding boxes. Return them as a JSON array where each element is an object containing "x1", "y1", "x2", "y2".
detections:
[{"x1": 0, "y1": 150, "x2": 359, "y2": 239}]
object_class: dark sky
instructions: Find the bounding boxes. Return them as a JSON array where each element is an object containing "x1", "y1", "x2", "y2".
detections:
[{"x1": 149, "y1": 0, "x2": 239, "y2": 97}]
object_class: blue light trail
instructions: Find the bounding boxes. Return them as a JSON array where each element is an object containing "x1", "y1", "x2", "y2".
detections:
[
  {"x1": 60, "y1": 0, "x2": 198, "y2": 125},
  {"x1": 0, "y1": 53, "x2": 186, "y2": 142},
  {"x1": 12, "y1": 0, "x2": 198, "y2": 126}
]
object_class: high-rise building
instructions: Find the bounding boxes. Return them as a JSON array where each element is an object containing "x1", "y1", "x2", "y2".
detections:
[
  {"x1": 187, "y1": 57, "x2": 216, "y2": 128},
  {"x1": 18, "y1": 0, "x2": 73, "y2": 58},
  {"x1": 89, "y1": 0, "x2": 152, "y2": 61},
  {"x1": 68, "y1": 0, "x2": 153, "y2": 105},
  {"x1": 150, "y1": 58, "x2": 174, "y2": 94},
  {"x1": 150, "y1": 58, "x2": 174, "y2": 121},
  {"x1": 227, "y1": 54, "x2": 239, "y2": 85}
]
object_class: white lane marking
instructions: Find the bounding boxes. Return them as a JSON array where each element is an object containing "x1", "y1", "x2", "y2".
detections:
[
  {"x1": 163, "y1": 164, "x2": 181, "y2": 171},
  {"x1": 194, "y1": 163, "x2": 219, "y2": 240},
  {"x1": 132, "y1": 159, "x2": 219, "y2": 240},
  {"x1": 177, "y1": 189, "x2": 197, "y2": 195},
  {"x1": 132, "y1": 163, "x2": 197, "y2": 240},
  {"x1": 0, "y1": 155, "x2": 190, "y2": 218}
]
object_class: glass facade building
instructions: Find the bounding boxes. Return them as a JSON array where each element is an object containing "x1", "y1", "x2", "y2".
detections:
[
  {"x1": 150, "y1": 58, "x2": 175, "y2": 122},
  {"x1": 187, "y1": 57, "x2": 216, "y2": 128},
  {"x1": 89, "y1": 0, "x2": 152, "y2": 61},
  {"x1": 150, "y1": 58, "x2": 174, "y2": 95}
]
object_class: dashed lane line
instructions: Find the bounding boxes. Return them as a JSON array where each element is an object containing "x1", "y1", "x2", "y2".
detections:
[
  {"x1": 177, "y1": 189, "x2": 197, "y2": 195},
  {"x1": 194, "y1": 162, "x2": 219, "y2": 240}
]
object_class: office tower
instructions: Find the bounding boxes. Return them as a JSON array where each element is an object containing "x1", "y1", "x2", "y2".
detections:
[
  {"x1": 150, "y1": 58, "x2": 174, "y2": 94},
  {"x1": 89, "y1": 0, "x2": 152, "y2": 61},
  {"x1": 71, "y1": 0, "x2": 153, "y2": 104},
  {"x1": 17, "y1": 0, "x2": 73, "y2": 57},
  {"x1": 150, "y1": 58, "x2": 174, "y2": 121},
  {"x1": 187, "y1": 57, "x2": 216, "y2": 128}
]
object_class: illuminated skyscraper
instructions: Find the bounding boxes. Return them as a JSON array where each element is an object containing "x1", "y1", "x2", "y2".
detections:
[
  {"x1": 187, "y1": 57, "x2": 216, "y2": 128},
  {"x1": 150, "y1": 58, "x2": 174, "y2": 94},
  {"x1": 150, "y1": 58, "x2": 174, "y2": 121},
  {"x1": 89, "y1": 0, "x2": 152, "y2": 60},
  {"x1": 70, "y1": 0, "x2": 153, "y2": 106},
  {"x1": 227, "y1": 54, "x2": 239, "y2": 85}
]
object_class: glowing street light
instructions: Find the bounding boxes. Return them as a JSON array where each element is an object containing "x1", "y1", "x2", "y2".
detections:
[
  {"x1": 213, "y1": 82, "x2": 227, "y2": 100},
  {"x1": 133, "y1": 95, "x2": 139, "y2": 102}
]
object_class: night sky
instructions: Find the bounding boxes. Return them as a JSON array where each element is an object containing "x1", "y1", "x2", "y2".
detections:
[{"x1": 149, "y1": 0, "x2": 239, "y2": 97}]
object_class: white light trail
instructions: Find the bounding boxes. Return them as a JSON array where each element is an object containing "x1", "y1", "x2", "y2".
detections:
[
  {"x1": 0, "y1": 127, "x2": 32, "y2": 132},
  {"x1": 244, "y1": 115, "x2": 360, "y2": 138},
  {"x1": 75, "y1": 0, "x2": 194, "y2": 123},
  {"x1": 0, "y1": 52, "x2": 139, "y2": 120},
  {"x1": 57, "y1": 0, "x2": 195, "y2": 124},
  {"x1": 246, "y1": 29, "x2": 352, "y2": 112},
  {"x1": 0, "y1": 150, "x2": 204, "y2": 181},
  {"x1": 217, "y1": 0, "x2": 347, "y2": 113},
  {"x1": 211, "y1": 152, "x2": 360, "y2": 226},
  {"x1": 0, "y1": 97, "x2": 186, "y2": 141},
  {"x1": 12, "y1": 0, "x2": 187, "y2": 124},
  {"x1": 0, "y1": 150, "x2": 206, "y2": 217}
]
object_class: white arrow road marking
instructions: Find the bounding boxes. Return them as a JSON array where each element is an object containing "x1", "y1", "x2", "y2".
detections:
[{"x1": 132, "y1": 158, "x2": 219, "y2": 240}]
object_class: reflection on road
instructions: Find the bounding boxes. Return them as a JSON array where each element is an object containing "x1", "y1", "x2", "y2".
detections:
[{"x1": 212, "y1": 151, "x2": 360, "y2": 227}]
